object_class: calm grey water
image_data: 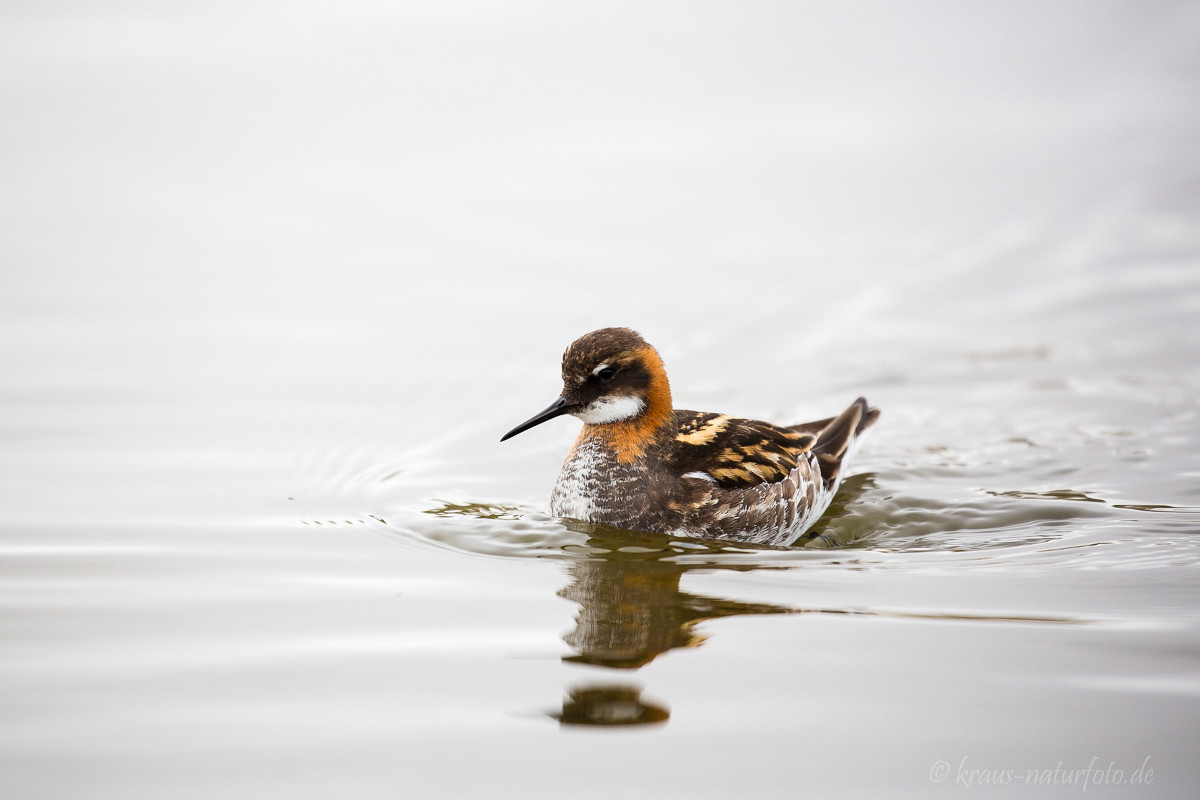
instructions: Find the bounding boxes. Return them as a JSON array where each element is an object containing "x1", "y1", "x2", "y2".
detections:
[{"x1": 3, "y1": 2, "x2": 1199, "y2": 798}]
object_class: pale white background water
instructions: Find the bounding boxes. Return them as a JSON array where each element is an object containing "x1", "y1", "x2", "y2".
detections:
[{"x1": 2, "y1": 2, "x2": 1199, "y2": 798}]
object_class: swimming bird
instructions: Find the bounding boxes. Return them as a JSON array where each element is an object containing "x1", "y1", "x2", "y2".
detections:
[{"x1": 501, "y1": 328, "x2": 878, "y2": 546}]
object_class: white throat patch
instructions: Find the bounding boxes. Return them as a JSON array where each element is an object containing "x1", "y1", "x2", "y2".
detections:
[{"x1": 573, "y1": 395, "x2": 645, "y2": 425}]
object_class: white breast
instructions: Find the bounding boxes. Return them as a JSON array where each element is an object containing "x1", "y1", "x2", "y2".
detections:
[
  {"x1": 550, "y1": 438, "x2": 607, "y2": 521},
  {"x1": 550, "y1": 436, "x2": 651, "y2": 525}
]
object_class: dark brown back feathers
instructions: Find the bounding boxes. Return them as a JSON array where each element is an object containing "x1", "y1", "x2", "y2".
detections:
[{"x1": 669, "y1": 398, "x2": 879, "y2": 491}]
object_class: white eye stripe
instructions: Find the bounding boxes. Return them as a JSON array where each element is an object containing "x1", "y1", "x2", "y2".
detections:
[{"x1": 591, "y1": 363, "x2": 611, "y2": 377}]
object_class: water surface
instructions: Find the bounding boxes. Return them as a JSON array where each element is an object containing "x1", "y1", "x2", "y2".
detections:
[{"x1": 2, "y1": 2, "x2": 1199, "y2": 798}]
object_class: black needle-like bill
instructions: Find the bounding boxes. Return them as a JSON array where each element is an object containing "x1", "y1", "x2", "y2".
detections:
[{"x1": 500, "y1": 396, "x2": 571, "y2": 442}]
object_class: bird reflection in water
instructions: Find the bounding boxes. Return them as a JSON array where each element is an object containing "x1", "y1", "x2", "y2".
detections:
[
  {"x1": 559, "y1": 526, "x2": 792, "y2": 669},
  {"x1": 552, "y1": 685, "x2": 670, "y2": 727},
  {"x1": 551, "y1": 522, "x2": 794, "y2": 728},
  {"x1": 423, "y1": 478, "x2": 878, "y2": 729}
]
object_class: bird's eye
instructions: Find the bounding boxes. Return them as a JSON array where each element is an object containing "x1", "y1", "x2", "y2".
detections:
[{"x1": 596, "y1": 367, "x2": 616, "y2": 382}]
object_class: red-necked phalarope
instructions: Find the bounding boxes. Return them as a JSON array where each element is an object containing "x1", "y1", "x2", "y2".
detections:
[{"x1": 501, "y1": 327, "x2": 879, "y2": 545}]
